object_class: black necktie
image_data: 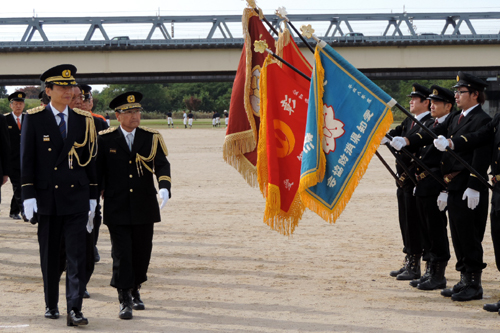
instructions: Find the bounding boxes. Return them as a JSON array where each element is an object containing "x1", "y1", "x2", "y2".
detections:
[{"x1": 58, "y1": 113, "x2": 66, "y2": 139}]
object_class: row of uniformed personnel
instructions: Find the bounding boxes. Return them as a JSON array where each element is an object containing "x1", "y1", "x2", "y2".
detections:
[
  {"x1": 386, "y1": 71, "x2": 500, "y2": 314},
  {"x1": 2, "y1": 64, "x2": 172, "y2": 327}
]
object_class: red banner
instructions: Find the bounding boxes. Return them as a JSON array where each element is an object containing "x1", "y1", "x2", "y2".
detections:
[
  {"x1": 222, "y1": 8, "x2": 276, "y2": 187},
  {"x1": 257, "y1": 30, "x2": 312, "y2": 235}
]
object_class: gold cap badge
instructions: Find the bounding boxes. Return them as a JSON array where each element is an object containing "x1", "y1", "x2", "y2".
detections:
[
  {"x1": 433, "y1": 89, "x2": 439, "y2": 95},
  {"x1": 127, "y1": 95, "x2": 135, "y2": 103},
  {"x1": 62, "y1": 70, "x2": 71, "y2": 78},
  {"x1": 18, "y1": 94, "x2": 22, "y2": 98},
  {"x1": 412, "y1": 87, "x2": 416, "y2": 92},
  {"x1": 456, "y1": 75, "x2": 460, "y2": 82}
]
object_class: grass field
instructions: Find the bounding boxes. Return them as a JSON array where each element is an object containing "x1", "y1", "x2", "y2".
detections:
[{"x1": 110, "y1": 118, "x2": 227, "y2": 129}]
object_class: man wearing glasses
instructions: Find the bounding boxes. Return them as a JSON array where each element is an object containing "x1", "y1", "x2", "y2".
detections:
[
  {"x1": 390, "y1": 72, "x2": 491, "y2": 302},
  {"x1": 97, "y1": 92, "x2": 171, "y2": 320}
]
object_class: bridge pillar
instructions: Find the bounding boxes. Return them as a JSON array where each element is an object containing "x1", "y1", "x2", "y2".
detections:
[{"x1": 485, "y1": 75, "x2": 500, "y2": 116}]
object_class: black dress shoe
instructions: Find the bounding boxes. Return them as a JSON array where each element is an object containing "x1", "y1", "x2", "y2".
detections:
[
  {"x1": 45, "y1": 307, "x2": 59, "y2": 319},
  {"x1": 483, "y1": 300, "x2": 500, "y2": 312},
  {"x1": 83, "y1": 290, "x2": 90, "y2": 298},
  {"x1": 21, "y1": 213, "x2": 29, "y2": 222},
  {"x1": 67, "y1": 310, "x2": 88, "y2": 326},
  {"x1": 9, "y1": 214, "x2": 21, "y2": 220}
]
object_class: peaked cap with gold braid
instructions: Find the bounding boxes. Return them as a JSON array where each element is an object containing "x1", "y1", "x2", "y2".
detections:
[
  {"x1": 40, "y1": 64, "x2": 78, "y2": 86},
  {"x1": 109, "y1": 91, "x2": 143, "y2": 112}
]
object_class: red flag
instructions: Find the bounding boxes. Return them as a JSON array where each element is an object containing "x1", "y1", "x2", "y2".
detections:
[
  {"x1": 222, "y1": 8, "x2": 276, "y2": 187},
  {"x1": 256, "y1": 30, "x2": 312, "y2": 235}
]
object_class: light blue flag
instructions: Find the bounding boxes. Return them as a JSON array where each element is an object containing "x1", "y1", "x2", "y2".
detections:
[{"x1": 299, "y1": 41, "x2": 396, "y2": 223}]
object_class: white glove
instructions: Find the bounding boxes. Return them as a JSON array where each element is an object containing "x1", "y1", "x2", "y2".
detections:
[
  {"x1": 437, "y1": 192, "x2": 448, "y2": 211},
  {"x1": 462, "y1": 188, "x2": 480, "y2": 210},
  {"x1": 23, "y1": 198, "x2": 38, "y2": 220},
  {"x1": 433, "y1": 135, "x2": 449, "y2": 152},
  {"x1": 390, "y1": 136, "x2": 407, "y2": 151},
  {"x1": 380, "y1": 137, "x2": 390, "y2": 145},
  {"x1": 413, "y1": 186, "x2": 416, "y2": 196},
  {"x1": 159, "y1": 188, "x2": 169, "y2": 210},
  {"x1": 87, "y1": 199, "x2": 97, "y2": 233}
]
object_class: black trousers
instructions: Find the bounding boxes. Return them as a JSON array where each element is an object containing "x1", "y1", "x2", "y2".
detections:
[
  {"x1": 416, "y1": 194, "x2": 450, "y2": 263},
  {"x1": 38, "y1": 212, "x2": 87, "y2": 312},
  {"x1": 396, "y1": 187, "x2": 408, "y2": 253},
  {"x1": 403, "y1": 188, "x2": 423, "y2": 255},
  {"x1": 448, "y1": 189, "x2": 489, "y2": 273},
  {"x1": 9, "y1": 169, "x2": 23, "y2": 215},
  {"x1": 490, "y1": 192, "x2": 500, "y2": 271},
  {"x1": 107, "y1": 223, "x2": 154, "y2": 290}
]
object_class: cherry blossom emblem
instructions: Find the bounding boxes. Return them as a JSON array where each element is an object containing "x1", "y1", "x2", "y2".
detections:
[{"x1": 322, "y1": 104, "x2": 345, "y2": 154}]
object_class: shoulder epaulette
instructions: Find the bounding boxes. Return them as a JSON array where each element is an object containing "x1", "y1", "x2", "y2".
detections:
[
  {"x1": 27, "y1": 106, "x2": 45, "y2": 114},
  {"x1": 139, "y1": 126, "x2": 159, "y2": 134},
  {"x1": 73, "y1": 108, "x2": 93, "y2": 118},
  {"x1": 99, "y1": 127, "x2": 118, "y2": 135}
]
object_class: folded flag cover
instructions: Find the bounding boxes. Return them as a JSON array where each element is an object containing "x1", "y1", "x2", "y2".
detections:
[{"x1": 299, "y1": 41, "x2": 395, "y2": 223}]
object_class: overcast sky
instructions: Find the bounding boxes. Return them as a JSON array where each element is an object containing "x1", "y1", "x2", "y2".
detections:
[
  {"x1": 2, "y1": 0, "x2": 500, "y2": 16},
  {"x1": 3, "y1": 0, "x2": 499, "y2": 93}
]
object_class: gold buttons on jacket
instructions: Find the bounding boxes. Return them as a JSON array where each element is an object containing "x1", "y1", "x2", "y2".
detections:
[
  {"x1": 54, "y1": 167, "x2": 57, "y2": 170},
  {"x1": 129, "y1": 160, "x2": 132, "y2": 164},
  {"x1": 129, "y1": 175, "x2": 133, "y2": 178},
  {"x1": 55, "y1": 185, "x2": 58, "y2": 189},
  {"x1": 130, "y1": 189, "x2": 133, "y2": 192},
  {"x1": 48, "y1": 148, "x2": 52, "y2": 151}
]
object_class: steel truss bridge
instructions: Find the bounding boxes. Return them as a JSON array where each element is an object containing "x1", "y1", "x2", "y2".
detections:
[{"x1": 0, "y1": 12, "x2": 499, "y2": 50}]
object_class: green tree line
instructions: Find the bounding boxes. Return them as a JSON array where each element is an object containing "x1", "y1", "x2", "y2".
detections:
[{"x1": 0, "y1": 79, "x2": 456, "y2": 116}]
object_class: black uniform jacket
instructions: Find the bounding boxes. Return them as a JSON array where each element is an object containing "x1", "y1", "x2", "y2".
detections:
[
  {"x1": 5, "y1": 112, "x2": 24, "y2": 171},
  {"x1": 414, "y1": 116, "x2": 447, "y2": 197},
  {"x1": 389, "y1": 114, "x2": 432, "y2": 189},
  {"x1": 407, "y1": 106, "x2": 491, "y2": 192},
  {"x1": 97, "y1": 126, "x2": 171, "y2": 226},
  {"x1": 0, "y1": 114, "x2": 11, "y2": 178},
  {"x1": 20, "y1": 105, "x2": 98, "y2": 215}
]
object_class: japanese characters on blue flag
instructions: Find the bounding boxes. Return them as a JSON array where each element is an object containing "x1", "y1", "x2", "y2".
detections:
[{"x1": 299, "y1": 40, "x2": 396, "y2": 223}]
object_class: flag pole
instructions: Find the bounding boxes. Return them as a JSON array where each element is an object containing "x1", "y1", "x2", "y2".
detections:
[
  {"x1": 254, "y1": 40, "x2": 311, "y2": 82},
  {"x1": 392, "y1": 103, "x2": 493, "y2": 190},
  {"x1": 275, "y1": 7, "x2": 315, "y2": 54},
  {"x1": 375, "y1": 151, "x2": 404, "y2": 187},
  {"x1": 385, "y1": 134, "x2": 448, "y2": 188},
  {"x1": 251, "y1": 7, "x2": 280, "y2": 36}
]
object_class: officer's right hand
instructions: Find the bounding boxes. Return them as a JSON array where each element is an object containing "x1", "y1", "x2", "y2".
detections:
[
  {"x1": 437, "y1": 192, "x2": 448, "y2": 211},
  {"x1": 23, "y1": 198, "x2": 38, "y2": 220},
  {"x1": 433, "y1": 135, "x2": 449, "y2": 152}
]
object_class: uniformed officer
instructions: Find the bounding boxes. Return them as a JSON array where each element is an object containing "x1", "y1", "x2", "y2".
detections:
[
  {"x1": 391, "y1": 72, "x2": 491, "y2": 302},
  {"x1": 433, "y1": 85, "x2": 500, "y2": 312},
  {"x1": 21, "y1": 64, "x2": 98, "y2": 326},
  {"x1": 97, "y1": 91, "x2": 171, "y2": 320},
  {"x1": 224, "y1": 110, "x2": 229, "y2": 128},
  {"x1": 411, "y1": 85, "x2": 453, "y2": 291},
  {"x1": 382, "y1": 83, "x2": 432, "y2": 281},
  {"x1": 80, "y1": 84, "x2": 108, "y2": 264},
  {"x1": 6, "y1": 91, "x2": 28, "y2": 221}
]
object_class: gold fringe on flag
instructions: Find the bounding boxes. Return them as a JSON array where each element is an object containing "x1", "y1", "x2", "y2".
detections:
[
  {"x1": 299, "y1": 45, "x2": 393, "y2": 224},
  {"x1": 298, "y1": 47, "x2": 326, "y2": 194},
  {"x1": 257, "y1": 55, "x2": 306, "y2": 236}
]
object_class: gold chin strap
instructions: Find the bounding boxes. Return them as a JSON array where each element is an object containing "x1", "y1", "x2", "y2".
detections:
[
  {"x1": 135, "y1": 133, "x2": 168, "y2": 176},
  {"x1": 68, "y1": 115, "x2": 97, "y2": 169}
]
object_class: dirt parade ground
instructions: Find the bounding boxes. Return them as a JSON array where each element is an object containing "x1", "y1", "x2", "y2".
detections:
[{"x1": 1, "y1": 127, "x2": 500, "y2": 332}]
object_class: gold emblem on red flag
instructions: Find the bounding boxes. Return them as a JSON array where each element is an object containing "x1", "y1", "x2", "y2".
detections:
[
  {"x1": 273, "y1": 119, "x2": 296, "y2": 158},
  {"x1": 254, "y1": 40, "x2": 268, "y2": 53}
]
